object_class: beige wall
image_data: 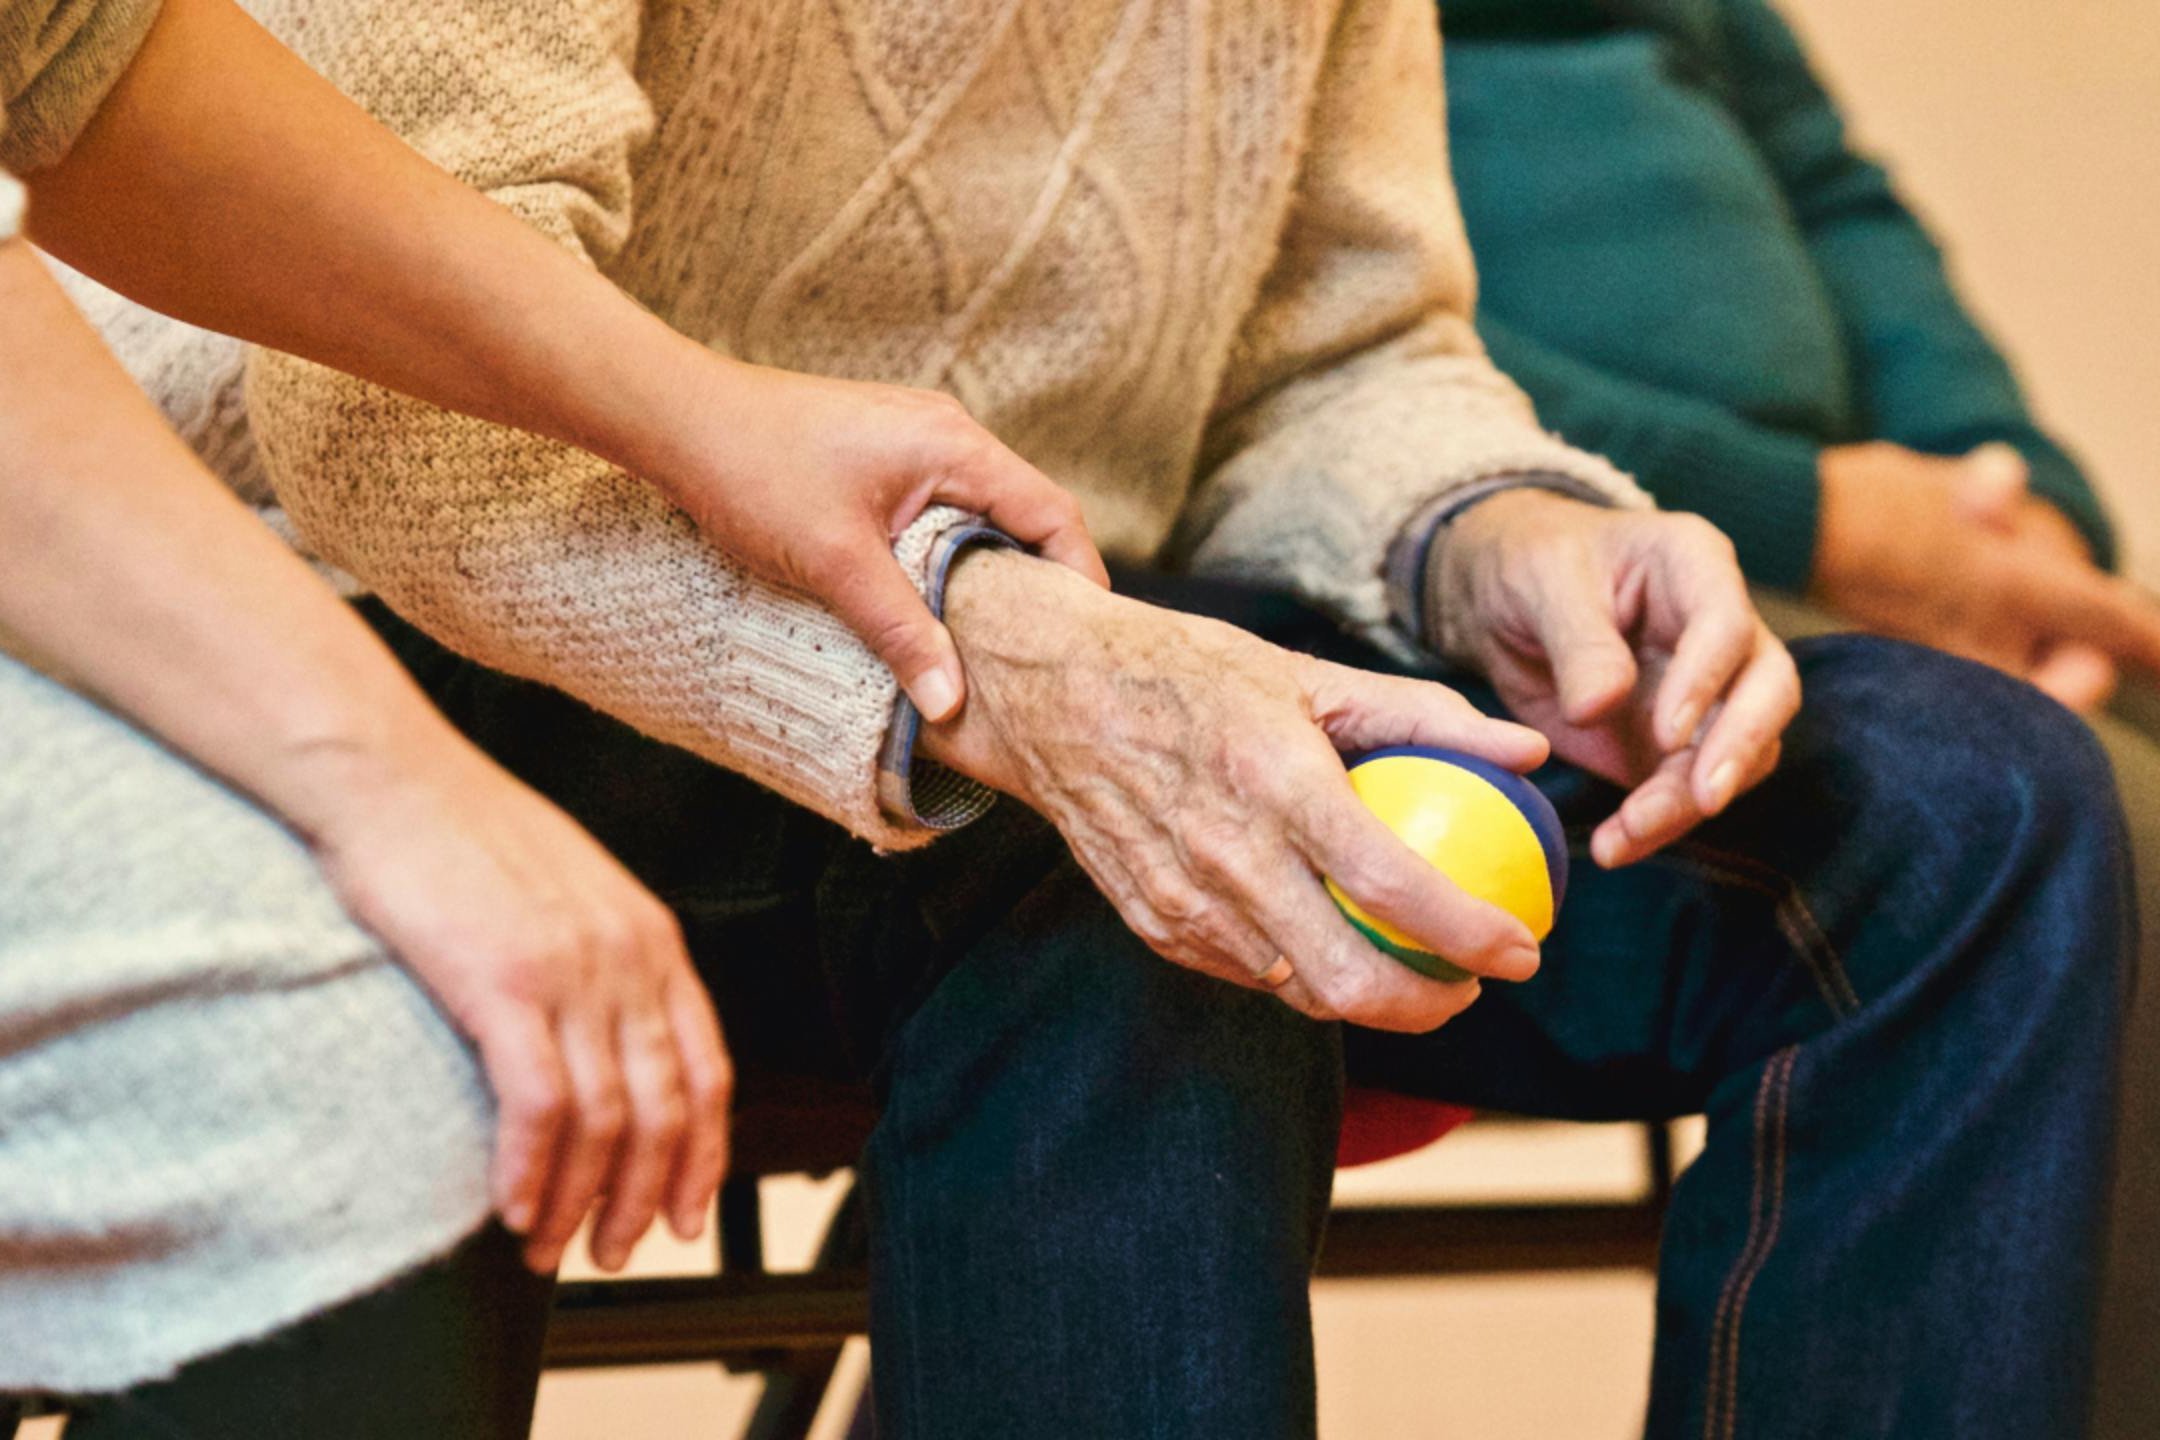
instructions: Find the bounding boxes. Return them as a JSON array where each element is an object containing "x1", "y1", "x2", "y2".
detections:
[{"x1": 1786, "y1": 0, "x2": 2160, "y2": 586}]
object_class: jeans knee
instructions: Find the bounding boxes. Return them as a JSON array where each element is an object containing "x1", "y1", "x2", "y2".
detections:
[
  {"x1": 1779, "y1": 636, "x2": 2132, "y2": 1001},
  {"x1": 1788, "y1": 635, "x2": 2123, "y2": 845},
  {"x1": 879, "y1": 860, "x2": 1343, "y2": 1205}
]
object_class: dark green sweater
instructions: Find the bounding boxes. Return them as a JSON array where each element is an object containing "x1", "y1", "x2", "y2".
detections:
[{"x1": 1440, "y1": 0, "x2": 2113, "y2": 588}]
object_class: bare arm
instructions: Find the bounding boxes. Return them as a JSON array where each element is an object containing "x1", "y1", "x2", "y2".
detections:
[
  {"x1": 24, "y1": 0, "x2": 1099, "y2": 720},
  {"x1": 0, "y1": 242, "x2": 731, "y2": 1274}
]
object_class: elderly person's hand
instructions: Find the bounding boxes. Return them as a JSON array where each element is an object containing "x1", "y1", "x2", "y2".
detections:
[
  {"x1": 920, "y1": 550, "x2": 1552, "y2": 1033},
  {"x1": 1814, "y1": 441, "x2": 2160, "y2": 712},
  {"x1": 1430, "y1": 491, "x2": 1802, "y2": 870}
]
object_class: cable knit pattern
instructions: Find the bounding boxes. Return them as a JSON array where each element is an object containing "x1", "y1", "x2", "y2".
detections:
[
  {"x1": 71, "y1": 0, "x2": 1646, "y2": 850},
  {"x1": 0, "y1": 653, "x2": 494, "y2": 1392}
]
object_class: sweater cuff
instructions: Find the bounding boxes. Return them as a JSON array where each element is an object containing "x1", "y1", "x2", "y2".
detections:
[
  {"x1": 1385, "y1": 472, "x2": 1620, "y2": 650},
  {"x1": 1640, "y1": 422, "x2": 1824, "y2": 593},
  {"x1": 0, "y1": 0, "x2": 162, "y2": 174},
  {"x1": 875, "y1": 523, "x2": 1014, "y2": 831}
]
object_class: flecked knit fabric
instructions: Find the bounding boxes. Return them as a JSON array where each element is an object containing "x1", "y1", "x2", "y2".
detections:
[
  {"x1": 0, "y1": 652, "x2": 494, "y2": 1393},
  {"x1": 0, "y1": 0, "x2": 158, "y2": 175},
  {"x1": 69, "y1": 0, "x2": 1648, "y2": 851}
]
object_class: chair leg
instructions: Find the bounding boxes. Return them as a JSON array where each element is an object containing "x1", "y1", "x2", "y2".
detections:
[
  {"x1": 1644, "y1": 1120, "x2": 1677, "y2": 1210},
  {"x1": 720, "y1": 1174, "x2": 768, "y2": 1275},
  {"x1": 740, "y1": 1183, "x2": 868, "y2": 1440}
]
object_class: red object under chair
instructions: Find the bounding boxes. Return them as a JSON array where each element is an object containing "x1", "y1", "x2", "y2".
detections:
[{"x1": 1336, "y1": 1088, "x2": 1475, "y2": 1168}]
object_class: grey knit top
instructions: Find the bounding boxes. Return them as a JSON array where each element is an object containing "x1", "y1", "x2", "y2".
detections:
[{"x1": 0, "y1": 0, "x2": 496, "y2": 1393}]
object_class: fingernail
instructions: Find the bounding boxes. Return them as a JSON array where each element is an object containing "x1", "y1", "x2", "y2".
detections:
[
  {"x1": 909, "y1": 666, "x2": 962, "y2": 723},
  {"x1": 1706, "y1": 760, "x2": 1740, "y2": 812},
  {"x1": 1668, "y1": 699, "x2": 1703, "y2": 751},
  {"x1": 502, "y1": 1199, "x2": 535, "y2": 1235}
]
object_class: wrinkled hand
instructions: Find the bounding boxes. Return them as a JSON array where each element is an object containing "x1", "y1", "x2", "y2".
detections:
[
  {"x1": 306, "y1": 740, "x2": 732, "y2": 1275},
  {"x1": 1816, "y1": 441, "x2": 2159, "y2": 712},
  {"x1": 920, "y1": 549, "x2": 1553, "y2": 1032},
  {"x1": 1432, "y1": 491, "x2": 1801, "y2": 869},
  {"x1": 657, "y1": 361, "x2": 1109, "y2": 721}
]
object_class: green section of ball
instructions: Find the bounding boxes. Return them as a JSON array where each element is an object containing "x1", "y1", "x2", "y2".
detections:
[{"x1": 1340, "y1": 909, "x2": 1472, "y2": 983}]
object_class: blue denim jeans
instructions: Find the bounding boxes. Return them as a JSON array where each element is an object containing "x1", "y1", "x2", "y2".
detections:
[{"x1": 366, "y1": 586, "x2": 2132, "y2": 1440}]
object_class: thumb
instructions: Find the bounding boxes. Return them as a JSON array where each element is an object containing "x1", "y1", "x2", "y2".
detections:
[
  {"x1": 818, "y1": 540, "x2": 969, "y2": 721},
  {"x1": 1954, "y1": 443, "x2": 2029, "y2": 530},
  {"x1": 2031, "y1": 641, "x2": 2120, "y2": 714}
]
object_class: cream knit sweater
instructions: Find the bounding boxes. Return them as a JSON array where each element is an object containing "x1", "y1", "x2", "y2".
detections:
[{"x1": 73, "y1": 0, "x2": 1646, "y2": 849}]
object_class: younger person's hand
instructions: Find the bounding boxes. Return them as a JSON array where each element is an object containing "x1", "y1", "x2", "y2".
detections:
[
  {"x1": 650, "y1": 362, "x2": 1108, "y2": 722},
  {"x1": 1815, "y1": 441, "x2": 2160, "y2": 712},
  {"x1": 302, "y1": 738, "x2": 733, "y2": 1276}
]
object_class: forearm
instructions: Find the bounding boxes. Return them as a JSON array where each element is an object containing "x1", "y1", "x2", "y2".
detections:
[
  {"x1": 0, "y1": 242, "x2": 475, "y2": 840},
  {"x1": 20, "y1": 0, "x2": 718, "y2": 500},
  {"x1": 1717, "y1": 0, "x2": 2115, "y2": 567}
]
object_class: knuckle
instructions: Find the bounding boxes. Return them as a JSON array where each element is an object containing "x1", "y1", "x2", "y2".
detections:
[
  {"x1": 641, "y1": 1095, "x2": 689, "y2": 1143},
  {"x1": 513, "y1": 1078, "x2": 570, "y2": 1133},
  {"x1": 583, "y1": 1093, "x2": 629, "y2": 1144},
  {"x1": 1179, "y1": 822, "x2": 1249, "y2": 887},
  {"x1": 1183, "y1": 903, "x2": 1248, "y2": 963},
  {"x1": 1666, "y1": 513, "x2": 1739, "y2": 570},
  {"x1": 586, "y1": 913, "x2": 641, "y2": 965},
  {"x1": 919, "y1": 388, "x2": 969, "y2": 421},
  {"x1": 1136, "y1": 867, "x2": 1208, "y2": 926},
  {"x1": 1337, "y1": 859, "x2": 1411, "y2": 922},
  {"x1": 494, "y1": 946, "x2": 562, "y2": 1005},
  {"x1": 1312, "y1": 960, "x2": 1380, "y2": 1019},
  {"x1": 1127, "y1": 909, "x2": 1178, "y2": 957},
  {"x1": 794, "y1": 528, "x2": 860, "y2": 585},
  {"x1": 639, "y1": 900, "x2": 687, "y2": 956},
  {"x1": 689, "y1": 1064, "x2": 732, "y2": 1114}
]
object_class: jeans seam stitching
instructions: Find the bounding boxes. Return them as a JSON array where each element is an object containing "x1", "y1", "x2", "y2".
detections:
[
  {"x1": 1720, "y1": 1046, "x2": 1796, "y2": 1440},
  {"x1": 1702, "y1": 1045, "x2": 1797, "y2": 1440},
  {"x1": 1664, "y1": 842, "x2": 1863, "y2": 1016}
]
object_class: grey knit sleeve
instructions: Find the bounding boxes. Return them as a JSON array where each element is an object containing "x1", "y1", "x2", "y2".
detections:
[{"x1": 0, "y1": 0, "x2": 161, "y2": 175}]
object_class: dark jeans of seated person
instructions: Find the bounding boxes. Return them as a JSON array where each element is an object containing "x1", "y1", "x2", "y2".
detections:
[{"x1": 37, "y1": 576, "x2": 2124, "y2": 1440}]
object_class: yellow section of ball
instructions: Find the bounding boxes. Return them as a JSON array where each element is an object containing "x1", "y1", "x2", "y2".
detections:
[{"x1": 1326, "y1": 755, "x2": 1556, "y2": 949}]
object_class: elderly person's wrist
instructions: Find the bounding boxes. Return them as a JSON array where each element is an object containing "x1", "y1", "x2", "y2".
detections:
[
  {"x1": 1410, "y1": 482, "x2": 1615, "y2": 666},
  {"x1": 1392, "y1": 474, "x2": 1624, "y2": 657},
  {"x1": 916, "y1": 546, "x2": 1111, "y2": 798}
]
